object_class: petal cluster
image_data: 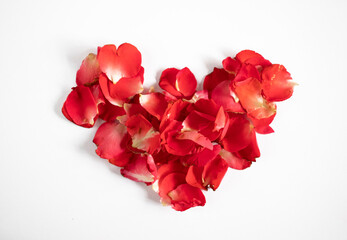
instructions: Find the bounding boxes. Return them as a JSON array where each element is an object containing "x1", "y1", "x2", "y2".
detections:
[{"x1": 62, "y1": 44, "x2": 295, "y2": 211}]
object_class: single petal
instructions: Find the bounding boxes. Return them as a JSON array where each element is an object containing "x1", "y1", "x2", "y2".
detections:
[
  {"x1": 76, "y1": 53, "x2": 101, "y2": 86},
  {"x1": 93, "y1": 122, "x2": 132, "y2": 167},
  {"x1": 168, "y1": 184, "x2": 206, "y2": 211},
  {"x1": 221, "y1": 115, "x2": 254, "y2": 152},
  {"x1": 186, "y1": 166, "x2": 205, "y2": 190},
  {"x1": 235, "y1": 50, "x2": 272, "y2": 69},
  {"x1": 222, "y1": 57, "x2": 241, "y2": 75},
  {"x1": 211, "y1": 80, "x2": 245, "y2": 113},
  {"x1": 261, "y1": 64, "x2": 295, "y2": 102},
  {"x1": 248, "y1": 110, "x2": 276, "y2": 134},
  {"x1": 202, "y1": 155, "x2": 228, "y2": 190},
  {"x1": 237, "y1": 131, "x2": 260, "y2": 161},
  {"x1": 139, "y1": 92, "x2": 168, "y2": 120},
  {"x1": 97, "y1": 43, "x2": 141, "y2": 84},
  {"x1": 203, "y1": 67, "x2": 234, "y2": 97},
  {"x1": 121, "y1": 154, "x2": 157, "y2": 185},
  {"x1": 219, "y1": 149, "x2": 252, "y2": 170},
  {"x1": 62, "y1": 86, "x2": 98, "y2": 128}
]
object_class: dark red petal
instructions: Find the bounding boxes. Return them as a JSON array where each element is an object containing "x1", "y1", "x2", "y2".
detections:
[
  {"x1": 168, "y1": 184, "x2": 206, "y2": 211},
  {"x1": 97, "y1": 43, "x2": 141, "y2": 83},
  {"x1": 235, "y1": 50, "x2": 272, "y2": 68},
  {"x1": 234, "y1": 77, "x2": 276, "y2": 120},
  {"x1": 222, "y1": 57, "x2": 241, "y2": 75},
  {"x1": 186, "y1": 166, "x2": 205, "y2": 190},
  {"x1": 76, "y1": 53, "x2": 101, "y2": 86},
  {"x1": 261, "y1": 64, "x2": 295, "y2": 102},
  {"x1": 203, "y1": 67, "x2": 234, "y2": 97},
  {"x1": 159, "y1": 68, "x2": 197, "y2": 99},
  {"x1": 159, "y1": 68, "x2": 180, "y2": 96},
  {"x1": 121, "y1": 154, "x2": 157, "y2": 185},
  {"x1": 237, "y1": 131, "x2": 260, "y2": 161},
  {"x1": 219, "y1": 149, "x2": 252, "y2": 170},
  {"x1": 93, "y1": 122, "x2": 131, "y2": 167},
  {"x1": 202, "y1": 155, "x2": 228, "y2": 190},
  {"x1": 98, "y1": 99, "x2": 126, "y2": 122},
  {"x1": 126, "y1": 115, "x2": 160, "y2": 154},
  {"x1": 211, "y1": 80, "x2": 245, "y2": 113},
  {"x1": 62, "y1": 86, "x2": 98, "y2": 128},
  {"x1": 221, "y1": 115, "x2": 253, "y2": 152},
  {"x1": 139, "y1": 92, "x2": 168, "y2": 120}
]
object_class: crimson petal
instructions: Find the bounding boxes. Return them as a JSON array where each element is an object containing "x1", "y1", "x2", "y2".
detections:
[{"x1": 62, "y1": 86, "x2": 98, "y2": 128}]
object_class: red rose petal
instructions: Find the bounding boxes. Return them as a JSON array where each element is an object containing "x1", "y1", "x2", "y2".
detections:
[
  {"x1": 219, "y1": 149, "x2": 252, "y2": 170},
  {"x1": 186, "y1": 166, "x2": 205, "y2": 190},
  {"x1": 261, "y1": 64, "x2": 295, "y2": 102},
  {"x1": 234, "y1": 77, "x2": 276, "y2": 120},
  {"x1": 97, "y1": 43, "x2": 141, "y2": 84},
  {"x1": 176, "y1": 131, "x2": 213, "y2": 150},
  {"x1": 203, "y1": 67, "x2": 234, "y2": 97},
  {"x1": 159, "y1": 67, "x2": 197, "y2": 99},
  {"x1": 126, "y1": 115, "x2": 160, "y2": 154},
  {"x1": 121, "y1": 154, "x2": 157, "y2": 185},
  {"x1": 221, "y1": 115, "x2": 254, "y2": 152},
  {"x1": 211, "y1": 80, "x2": 245, "y2": 113},
  {"x1": 93, "y1": 122, "x2": 132, "y2": 167},
  {"x1": 202, "y1": 155, "x2": 228, "y2": 190},
  {"x1": 98, "y1": 99, "x2": 126, "y2": 122},
  {"x1": 235, "y1": 50, "x2": 272, "y2": 69},
  {"x1": 168, "y1": 184, "x2": 206, "y2": 211},
  {"x1": 76, "y1": 53, "x2": 101, "y2": 86},
  {"x1": 159, "y1": 172, "x2": 187, "y2": 205},
  {"x1": 184, "y1": 144, "x2": 221, "y2": 167},
  {"x1": 62, "y1": 86, "x2": 98, "y2": 128},
  {"x1": 139, "y1": 92, "x2": 168, "y2": 120},
  {"x1": 222, "y1": 57, "x2": 241, "y2": 75}
]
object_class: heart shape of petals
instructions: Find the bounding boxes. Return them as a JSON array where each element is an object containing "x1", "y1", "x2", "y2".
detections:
[{"x1": 62, "y1": 44, "x2": 296, "y2": 211}]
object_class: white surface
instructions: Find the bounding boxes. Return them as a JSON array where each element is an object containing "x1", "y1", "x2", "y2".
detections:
[{"x1": 0, "y1": 0, "x2": 346, "y2": 239}]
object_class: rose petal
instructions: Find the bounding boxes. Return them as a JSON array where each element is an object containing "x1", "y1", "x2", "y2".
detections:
[
  {"x1": 221, "y1": 115, "x2": 254, "y2": 152},
  {"x1": 202, "y1": 155, "x2": 228, "y2": 190},
  {"x1": 211, "y1": 80, "x2": 245, "y2": 113},
  {"x1": 235, "y1": 50, "x2": 272, "y2": 69},
  {"x1": 168, "y1": 184, "x2": 206, "y2": 211},
  {"x1": 261, "y1": 64, "x2": 295, "y2": 102},
  {"x1": 76, "y1": 53, "x2": 101, "y2": 86},
  {"x1": 97, "y1": 43, "x2": 141, "y2": 84},
  {"x1": 126, "y1": 115, "x2": 160, "y2": 154},
  {"x1": 99, "y1": 68, "x2": 144, "y2": 107},
  {"x1": 222, "y1": 57, "x2": 241, "y2": 75},
  {"x1": 121, "y1": 154, "x2": 157, "y2": 185},
  {"x1": 219, "y1": 149, "x2": 252, "y2": 170},
  {"x1": 62, "y1": 86, "x2": 98, "y2": 128},
  {"x1": 158, "y1": 172, "x2": 187, "y2": 205},
  {"x1": 234, "y1": 77, "x2": 276, "y2": 119},
  {"x1": 139, "y1": 92, "x2": 168, "y2": 120},
  {"x1": 159, "y1": 67, "x2": 197, "y2": 99},
  {"x1": 203, "y1": 67, "x2": 234, "y2": 97},
  {"x1": 93, "y1": 122, "x2": 132, "y2": 167}
]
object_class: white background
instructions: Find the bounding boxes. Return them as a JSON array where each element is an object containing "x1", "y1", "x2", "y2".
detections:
[{"x1": 0, "y1": 0, "x2": 346, "y2": 239}]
